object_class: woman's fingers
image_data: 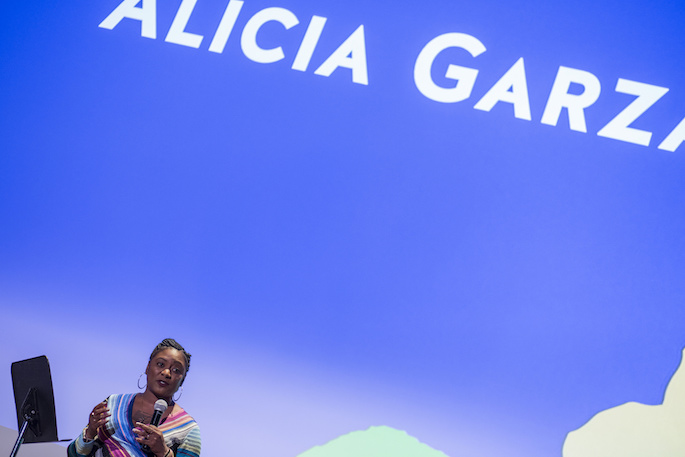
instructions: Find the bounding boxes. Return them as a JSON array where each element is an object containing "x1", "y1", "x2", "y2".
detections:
[
  {"x1": 88, "y1": 401, "x2": 111, "y2": 431},
  {"x1": 134, "y1": 422, "x2": 165, "y2": 453}
]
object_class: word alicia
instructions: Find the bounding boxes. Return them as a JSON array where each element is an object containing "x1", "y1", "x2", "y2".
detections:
[
  {"x1": 414, "y1": 33, "x2": 685, "y2": 152},
  {"x1": 99, "y1": 0, "x2": 368, "y2": 85}
]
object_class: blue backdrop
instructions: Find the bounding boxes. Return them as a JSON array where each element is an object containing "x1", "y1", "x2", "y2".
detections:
[{"x1": 1, "y1": 1, "x2": 684, "y2": 456}]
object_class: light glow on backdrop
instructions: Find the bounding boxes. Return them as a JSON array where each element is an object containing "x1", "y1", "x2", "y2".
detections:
[{"x1": 1, "y1": 0, "x2": 685, "y2": 456}]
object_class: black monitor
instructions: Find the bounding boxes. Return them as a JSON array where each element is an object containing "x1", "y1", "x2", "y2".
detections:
[{"x1": 11, "y1": 356, "x2": 59, "y2": 447}]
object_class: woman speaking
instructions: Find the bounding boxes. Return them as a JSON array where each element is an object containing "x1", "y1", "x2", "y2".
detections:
[{"x1": 68, "y1": 339, "x2": 201, "y2": 457}]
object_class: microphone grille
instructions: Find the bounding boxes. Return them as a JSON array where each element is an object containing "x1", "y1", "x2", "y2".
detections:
[{"x1": 154, "y1": 399, "x2": 168, "y2": 413}]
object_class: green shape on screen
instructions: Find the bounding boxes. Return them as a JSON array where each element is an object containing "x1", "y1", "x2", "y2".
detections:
[{"x1": 296, "y1": 426, "x2": 450, "y2": 457}]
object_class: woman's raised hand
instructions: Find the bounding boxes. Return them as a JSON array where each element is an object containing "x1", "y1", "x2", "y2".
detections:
[{"x1": 86, "y1": 401, "x2": 110, "y2": 440}]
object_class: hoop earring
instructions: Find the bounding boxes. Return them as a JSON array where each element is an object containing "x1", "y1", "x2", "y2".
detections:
[
  {"x1": 137, "y1": 373, "x2": 147, "y2": 390},
  {"x1": 173, "y1": 385, "x2": 183, "y2": 402}
]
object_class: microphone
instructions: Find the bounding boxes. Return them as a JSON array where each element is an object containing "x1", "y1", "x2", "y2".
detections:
[
  {"x1": 151, "y1": 399, "x2": 168, "y2": 426},
  {"x1": 141, "y1": 399, "x2": 168, "y2": 454}
]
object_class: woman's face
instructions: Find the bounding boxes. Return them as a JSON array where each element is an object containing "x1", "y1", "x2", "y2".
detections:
[{"x1": 145, "y1": 348, "x2": 187, "y2": 400}]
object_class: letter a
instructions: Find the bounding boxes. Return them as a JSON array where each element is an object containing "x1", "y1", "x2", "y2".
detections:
[
  {"x1": 99, "y1": 0, "x2": 157, "y2": 39},
  {"x1": 659, "y1": 115, "x2": 685, "y2": 152},
  {"x1": 474, "y1": 57, "x2": 531, "y2": 120},
  {"x1": 315, "y1": 25, "x2": 368, "y2": 85}
]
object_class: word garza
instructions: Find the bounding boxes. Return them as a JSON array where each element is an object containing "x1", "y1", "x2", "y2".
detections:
[
  {"x1": 414, "y1": 33, "x2": 685, "y2": 152},
  {"x1": 99, "y1": 0, "x2": 368, "y2": 85}
]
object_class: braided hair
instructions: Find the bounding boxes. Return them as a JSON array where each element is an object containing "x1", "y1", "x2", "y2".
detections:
[{"x1": 149, "y1": 338, "x2": 192, "y2": 382}]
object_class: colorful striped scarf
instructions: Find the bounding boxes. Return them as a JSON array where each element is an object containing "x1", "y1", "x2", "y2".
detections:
[{"x1": 70, "y1": 393, "x2": 201, "y2": 457}]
